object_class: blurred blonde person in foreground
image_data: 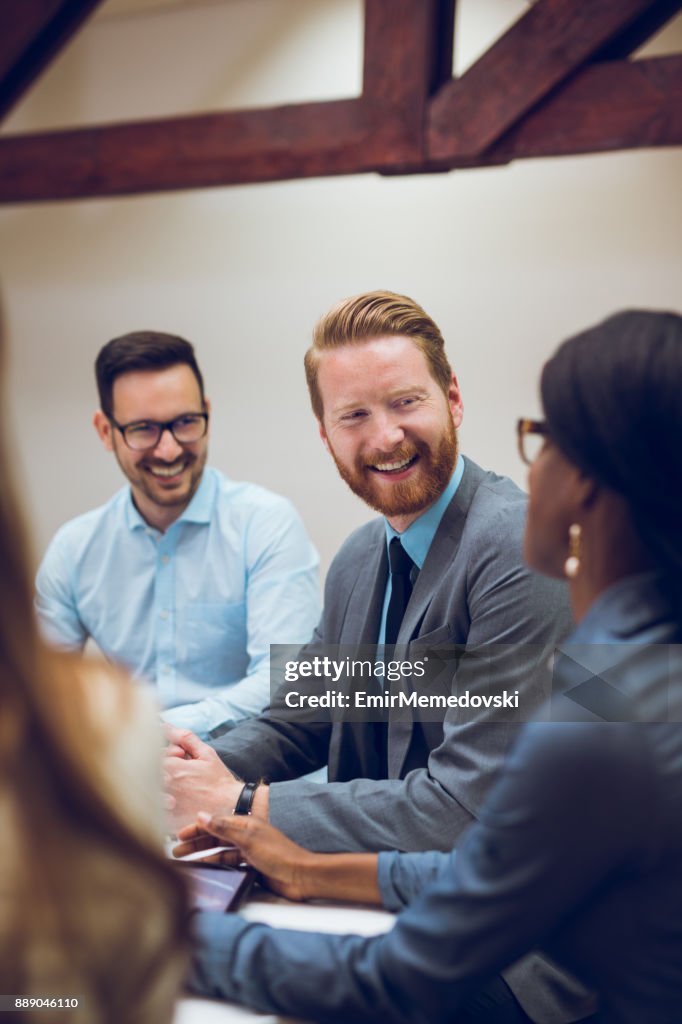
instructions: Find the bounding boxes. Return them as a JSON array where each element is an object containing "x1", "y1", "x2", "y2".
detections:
[{"x1": 0, "y1": 309, "x2": 188, "y2": 1022}]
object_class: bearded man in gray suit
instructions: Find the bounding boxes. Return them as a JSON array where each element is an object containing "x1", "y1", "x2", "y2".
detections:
[
  {"x1": 166, "y1": 291, "x2": 592, "y2": 1020},
  {"x1": 166, "y1": 289, "x2": 572, "y2": 839}
]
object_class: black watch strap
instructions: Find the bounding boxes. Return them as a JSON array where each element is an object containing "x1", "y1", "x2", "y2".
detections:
[{"x1": 233, "y1": 781, "x2": 259, "y2": 816}]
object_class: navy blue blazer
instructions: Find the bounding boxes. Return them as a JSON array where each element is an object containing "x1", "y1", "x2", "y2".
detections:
[{"x1": 189, "y1": 573, "x2": 682, "y2": 1024}]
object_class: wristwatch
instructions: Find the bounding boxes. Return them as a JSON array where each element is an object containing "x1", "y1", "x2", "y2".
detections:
[{"x1": 233, "y1": 781, "x2": 259, "y2": 816}]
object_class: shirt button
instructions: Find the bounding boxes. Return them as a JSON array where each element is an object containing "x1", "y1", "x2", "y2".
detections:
[
  {"x1": 160, "y1": 554, "x2": 170, "y2": 565},
  {"x1": 159, "y1": 609, "x2": 169, "y2": 620},
  {"x1": 162, "y1": 664, "x2": 171, "y2": 674}
]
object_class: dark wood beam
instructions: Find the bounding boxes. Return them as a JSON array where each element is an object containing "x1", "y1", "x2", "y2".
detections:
[
  {"x1": 428, "y1": 0, "x2": 671, "y2": 161},
  {"x1": 484, "y1": 55, "x2": 682, "y2": 161},
  {"x1": 431, "y1": 0, "x2": 458, "y2": 95},
  {"x1": 0, "y1": 0, "x2": 105, "y2": 121},
  {"x1": 363, "y1": 0, "x2": 456, "y2": 101},
  {"x1": 2, "y1": 55, "x2": 678, "y2": 204},
  {"x1": 0, "y1": 99, "x2": 388, "y2": 202},
  {"x1": 418, "y1": 55, "x2": 682, "y2": 172},
  {"x1": 1, "y1": 53, "x2": 680, "y2": 203},
  {"x1": 592, "y1": 0, "x2": 682, "y2": 61},
  {"x1": 360, "y1": 0, "x2": 456, "y2": 101},
  {"x1": 0, "y1": 0, "x2": 678, "y2": 203},
  {"x1": 362, "y1": 0, "x2": 456, "y2": 162}
]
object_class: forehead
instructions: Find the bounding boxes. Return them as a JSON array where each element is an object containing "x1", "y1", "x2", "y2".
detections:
[
  {"x1": 111, "y1": 364, "x2": 202, "y2": 420},
  {"x1": 317, "y1": 336, "x2": 435, "y2": 411}
]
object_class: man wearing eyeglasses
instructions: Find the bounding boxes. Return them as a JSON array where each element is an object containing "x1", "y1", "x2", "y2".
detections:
[{"x1": 35, "y1": 331, "x2": 320, "y2": 738}]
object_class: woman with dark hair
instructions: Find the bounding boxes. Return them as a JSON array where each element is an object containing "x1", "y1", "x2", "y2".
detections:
[
  {"x1": 0, "y1": 311, "x2": 188, "y2": 1019},
  {"x1": 179, "y1": 309, "x2": 682, "y2": 1023}
]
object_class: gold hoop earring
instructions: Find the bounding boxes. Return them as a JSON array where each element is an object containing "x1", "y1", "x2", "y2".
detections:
[{"x1": 564, "y1": 523, "x2": 582, "y2": 579}]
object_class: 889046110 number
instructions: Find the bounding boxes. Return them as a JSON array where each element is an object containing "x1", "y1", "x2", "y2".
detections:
[{"x1": 1, "y1": 997, "x2": 79, "y2": 1011}]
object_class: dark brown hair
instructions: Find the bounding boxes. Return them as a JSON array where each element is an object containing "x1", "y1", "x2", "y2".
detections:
[
  {"x1": 96, "y1": 331, "x2": 205, "y2": 418},
  {"x1": 541, "y1": 309, "x2": 682, "y2": 574}
]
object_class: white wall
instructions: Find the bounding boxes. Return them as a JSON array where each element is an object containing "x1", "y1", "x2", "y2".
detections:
[{"x1": 1, "y1": 0, "x2": 681, "y2": 574}]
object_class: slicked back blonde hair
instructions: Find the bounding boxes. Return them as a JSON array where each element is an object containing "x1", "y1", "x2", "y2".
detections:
[{"x1": 305, "y1": 290, "x2": 453, "y2": 420}]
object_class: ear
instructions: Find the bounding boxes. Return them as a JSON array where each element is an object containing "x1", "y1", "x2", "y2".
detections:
[
  {"x1": 574, "y1": 471, "x2": 599, "y2": 511},
  {"x1": 204, "y1": 396, "x2": 212, "y2": 432},
  {"x1": 93, "y1": 410, "x2": 114, "y2": 452},
  {"x1": 318, "y1": 419, "x2": 331, "y2": 454},
  {"x1": 447, "y1": 373, "x2": 464, "y2": 428},
  {"x1": 563, "y1": 464, "x2": 599, "y2": 522}
]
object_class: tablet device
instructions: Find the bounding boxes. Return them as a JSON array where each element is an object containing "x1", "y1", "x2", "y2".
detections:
[{"x1": 178, "y1": 862, "x2": 255, "y2": 913}]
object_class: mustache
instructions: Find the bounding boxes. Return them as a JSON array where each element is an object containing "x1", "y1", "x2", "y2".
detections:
[
  {"x1": 360, "y1": 443, "x2": 420, "y2": 469},
  {"x1": 141, "y1": 454, "x2": 194, "y2": 468}
]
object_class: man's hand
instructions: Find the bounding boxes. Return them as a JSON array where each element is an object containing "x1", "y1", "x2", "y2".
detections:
[
  {"x1": 173, "y1": 812, "x2": 317, "y2": 901},
  {"x1": 163, "y1": 725, "x2": 243, "y2": 834}
]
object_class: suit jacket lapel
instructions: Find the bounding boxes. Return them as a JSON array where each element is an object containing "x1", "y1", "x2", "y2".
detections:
[
  {"x1": 397, "y1": 459, "x2": 485, "y2": 643},
  {"x1": 346, "y1": 525, "x2": 387, "y2": 646},
  {"x1": 389, "y1": 459, "x2": 486, "y2": 776},
  {"x1": 328, "y1": 525, "x2": 388, "y2": 780}
]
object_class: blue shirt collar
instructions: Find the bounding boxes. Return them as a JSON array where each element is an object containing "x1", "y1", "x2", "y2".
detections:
[
  {"x1": 384, "y1": 455, "x2": 465, "y2": 569},
  {"x1": 125, "y1": 467, "x2": 216, "y2": 532}
]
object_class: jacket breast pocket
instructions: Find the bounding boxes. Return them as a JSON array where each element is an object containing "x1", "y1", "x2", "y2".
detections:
[{"x1": 408, "y1": 624, "x2": 455, "y2": 655}]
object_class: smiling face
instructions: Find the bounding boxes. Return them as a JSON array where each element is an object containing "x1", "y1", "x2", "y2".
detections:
[
  {"x1": 93, "y1": 363, "x2": 209, "y2": 532},
  {"x1": 317, "y1": 336, "x2": 463, "y2": 531}
]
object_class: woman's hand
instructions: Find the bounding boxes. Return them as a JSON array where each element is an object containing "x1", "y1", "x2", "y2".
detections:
[{"x1": 173, "y1": 812, "x2": 317, "y2": 901}]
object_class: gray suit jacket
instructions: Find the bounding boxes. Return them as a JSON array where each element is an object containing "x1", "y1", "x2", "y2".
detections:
[
  {"x1": 210, "y1": 459, "x2": 592, "y2": 1020},
  {"x1": 214, "y1": 458, "x2": 573, "y2": 853},
  {"x1": 192, "y1": 574, "x2": 682, "y2": 1024}
]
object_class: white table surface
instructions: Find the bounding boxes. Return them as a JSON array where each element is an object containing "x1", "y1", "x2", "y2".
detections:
[{"x1": 173, "y1": 886, "x2": 395, "y2": 1023}]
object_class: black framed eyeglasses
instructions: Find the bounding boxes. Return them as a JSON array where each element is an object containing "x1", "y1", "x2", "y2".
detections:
[
  {"x1": 516, "y1": 418, "x2": 549, "y2": 466},
  {"x1": 111, "y1": 412, "x2": 209, "y2": 452}
]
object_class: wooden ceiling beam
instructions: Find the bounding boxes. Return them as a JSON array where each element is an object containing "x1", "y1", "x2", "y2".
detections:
[
  {"x1": 361, "y1": 0, "x2": 456, "y2": 163},
  {"x1": 0, "y1": 99, "x2": 387, "y2": 201},
  {"x1": 0, "y1": 0, "x2": 105, "y2": 121},
  {"x1": 591, "y1": 0, "x2": 682, "y2": 61},
  {"x1": 0, "y1": 0, "x2": 678, "y2": 203},
  {"x1": 483, "y1": 55, "x2": 682, "y2": 163},
  {"x1": 387, "y1": 55, "x2": 682, "y2": 174},
  {"x1": 1, "y1": 56, "x2": 679, "y2": 203},
  {"x1": 427, "y1": 0, "x2": 673, "y2": 162},
  {"x1": 363, "y1": 0, "x2": 456, "y2": 102}
]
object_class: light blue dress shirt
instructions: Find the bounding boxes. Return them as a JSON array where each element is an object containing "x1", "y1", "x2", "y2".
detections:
[
  {"x1": 379, "y1": 455, "x2": 465, "y2": 644},
  {"x1": 35, "y1": 467, "x2": 320, "y2": 738}
]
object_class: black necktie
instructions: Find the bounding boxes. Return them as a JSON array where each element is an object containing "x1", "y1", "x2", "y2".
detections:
[{"x1": 385, "y1": 537, "x2": 415, "y2": 646}]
